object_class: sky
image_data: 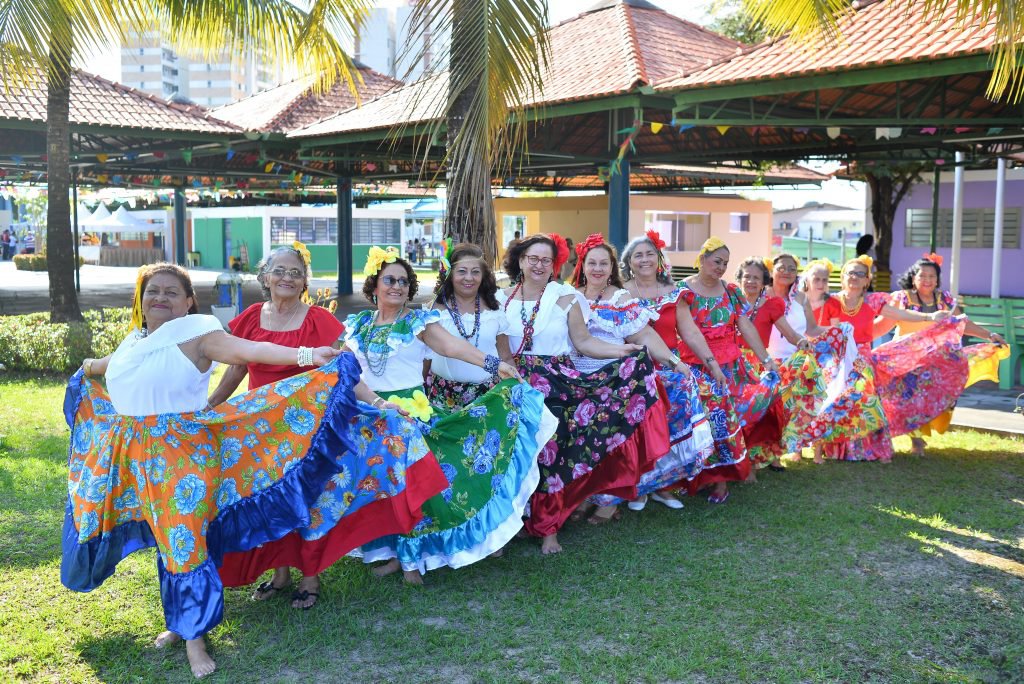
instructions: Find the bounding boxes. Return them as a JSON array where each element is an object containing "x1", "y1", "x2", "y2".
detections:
[{"x1": 77, "y1": 0, "x2": 864, "y2": 211}]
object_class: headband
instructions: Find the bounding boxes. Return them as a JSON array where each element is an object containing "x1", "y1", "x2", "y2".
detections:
[
  {"x1": 572, "y1": 233, "x2": 609, "y2": 285},
  {"x1": 694, "y1": 237, "x2": 728, "y2": 268},
  {"x1": 363, "y1": 245, "x2": 400, "y2": 277}
]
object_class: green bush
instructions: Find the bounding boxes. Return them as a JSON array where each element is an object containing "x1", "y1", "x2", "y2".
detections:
[
  {"x1": 0, "y1": 308, "x2": 132, "y2": 373},
  {"x1": 13, "y1": 253, "x2": 85, "y2": 271}
]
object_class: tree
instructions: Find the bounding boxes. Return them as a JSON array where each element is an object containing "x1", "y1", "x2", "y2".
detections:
[
  {"x1": 1, "y1": 0, "x2": 370, "y2": 322},
  {"x1": 742, "y1": 0, "x2": 1024, "y2": 102},
  {"x1": 861, "y1": 164, "x2": 926, "y2": 271},
  {"x1": 707, "y1": 0, "x2": 769, "y2": 45},
  {"x1": 401, "y1": 0, "x2": 550, "y2": 264}
]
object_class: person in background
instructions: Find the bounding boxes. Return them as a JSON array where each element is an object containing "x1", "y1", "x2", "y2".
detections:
[
  {"x1": 558, "y1": 237, "x2": 577, "y2": 282},
  {"x1": 1, "y1": 229, "x2": 9, "y2": 259}
]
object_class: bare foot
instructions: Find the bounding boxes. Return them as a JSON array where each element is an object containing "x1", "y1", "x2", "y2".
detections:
[
  {"x1": 911, "y1": 437, "x2": 926, "y2": 457},
  {"x1": 540, "y1": 534, "x2": 562, "y2": 555},
  {"x1": 185, "y1": 638, "x2": 216, "y2": 678},
  {"x1": 154, "y1": 631, "x2": 181, "y2": 649},
  {"x1": 489, "y1": 547, "x2": 505, "y2": 558},
  {"x1": 371, "y1": 559, "x2": 400, "y2": 578},
  {"x1": 290, "y1": 575, "x2": 320, "y2": 610},
  {"x1": 746, "y1": 470, "x2": 757, "y2": 483},
  {"x1": 403, "y1": 569, "x2": 424, "y2": 585},
  {"x1": 813, "y1": 443, "x2": 824, "y2": 465},
  {"x1": 587, "y1": 505, "x2": 621, "y2": 525}
]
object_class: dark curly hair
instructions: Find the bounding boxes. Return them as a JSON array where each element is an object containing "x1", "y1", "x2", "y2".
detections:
[
  {"x1": 735, "y1": 257, "x2": 772, "y2": 287},
  {"x1": 139, "y1": 262, "x2": 199, "y2": 328},
  {"x1": 897, "y1": 258, "x2": 941, "y2": 291},
  {"x1": 502, "y1": 234, "x2": 556, "y2": 282},
  {"x1": 573, "y1": 243, "x2": 623, "y2": 289},
  {"x1": 434, "y1": 243, "x2": 500, "y2": 310},
  {"x1": 362, "y1": 257, "x2": 418, "y2": 303}
]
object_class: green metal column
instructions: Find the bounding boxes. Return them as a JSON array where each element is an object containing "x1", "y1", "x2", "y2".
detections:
[
  {"x1": 929, "y1": 165, "x2": 940, "y2": 253},
  {"x1": 608, "y1": 159, "x2": 630, "y2": 251},
  {"x1": 174, "y1": 188, "x2": 187, "y2": 265},
  {"x1": 337, "y1": 176, "x2": 353, "y2": 296}
]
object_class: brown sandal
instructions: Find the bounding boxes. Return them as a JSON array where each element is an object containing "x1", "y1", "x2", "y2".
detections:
[{"x1": 587, "y1": 509, "x2": 623, "y2": 525}]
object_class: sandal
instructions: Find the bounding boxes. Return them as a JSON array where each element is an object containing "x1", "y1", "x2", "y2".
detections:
[
  {"x1": 707, "y1": 490, "x2": 730, "y2": 505},
  {"x1": 290, "y1": 589, "x2": 320, "y2": 610},
  {"x1": 251, "y1": 579, "x2": 288, "y2": 601},
  {"x1": 569, "y1": 502, "x2": 596, "y2": 523},
  {"x1": 767, "y1": 464, "x2": 786, "y2": 473}
]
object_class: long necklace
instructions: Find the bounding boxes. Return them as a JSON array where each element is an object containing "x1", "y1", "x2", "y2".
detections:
[
  {"x1": 505, "y1": 280, "x2": 543, "y2": 354},
  {"x1": 266, "y1": 301, "x2": 303, "y2": 331},
  {"x1": 586, "y1": 283, "x2": 607, "y2": 307},
  {"x1": 443, "y1": 292, "x2": 481, "y2": 345},
  {"x1": 360, "y1": 306, "x2": 405, "y2": 376},
  {"x1": 914, "y1": 289, "x2": 938, "y2": 311},
  {"x1": 839, "y1": 292, "x2": 864, "y2": 317},
  {"x1": 746, "y1": 288, "x2": 766, "y2": 320}
]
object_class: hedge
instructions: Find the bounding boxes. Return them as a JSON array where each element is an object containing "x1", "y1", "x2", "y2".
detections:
[
  {"x1": 13, "y1": 253, "x2": 85, "y2": 271},
  {"x1": 0, "y1": 308, "x2": 131, "y2": 373}
]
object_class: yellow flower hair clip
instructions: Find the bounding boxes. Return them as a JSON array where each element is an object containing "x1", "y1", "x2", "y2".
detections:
[
  {"x1": 694, "y1": 236, "x2": 728, "y2": 268},
  {"x1": 292, "y1": 241, "x2": 312, "y2": 268},
  {"x1": 385, "y1": 390, "x2": 434, "y2": 422},
  {"x1": 363, "y1": 245, "x2": 400, "y2": 277},
  {"x1": 846, "y1": 255, "x2": 873, "y2": 270}
]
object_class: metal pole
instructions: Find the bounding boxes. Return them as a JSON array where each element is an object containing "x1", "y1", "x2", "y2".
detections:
[
  {"x1": 991, "y1": 156, "x2": 1006, "y2": 298},
  {"x1": 608, "y1": 160, "x2": 630, "y2": 251},
  {"x1": 173, "y1": 188, "x2": 187, "y2": 265},
  {"x1": 337, "y1": 176, "x2": 353, "y2": 296},
  {"x1": 72, "y1": 169, "x2": 81, "y2": 293},
  {"x1": 949, "y1": 151, "x2": 965, "y2": 299},
  {"x1": 840, "y1": 228, "x2": 847, "y2": 264},
  {"x1": 929, "y1": 165, "x2": 940, "y2": 253}
]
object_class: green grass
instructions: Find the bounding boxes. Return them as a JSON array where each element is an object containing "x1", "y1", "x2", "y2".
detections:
[{"x1": 2, "y1": 371, "x2": 1023, "y2": 683}]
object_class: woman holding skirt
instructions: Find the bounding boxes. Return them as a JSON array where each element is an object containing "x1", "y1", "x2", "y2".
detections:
[
  {"x1": 576, "y1": 232, "x2": 713, "y2": 517},
  {"x1": 348, "y1": 247, "x2": 556, "y2": 582},
  {"x1": 65, "y1": 263, "x2": 430, "y2": 677},
  {"x1": 499, "y1": 233, "x2": 669, "y2": 554}
]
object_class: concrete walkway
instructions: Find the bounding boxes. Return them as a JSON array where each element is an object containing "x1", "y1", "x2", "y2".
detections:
[{"x1": 3, "y1": 261, "x2": 1021, "y2": 438}]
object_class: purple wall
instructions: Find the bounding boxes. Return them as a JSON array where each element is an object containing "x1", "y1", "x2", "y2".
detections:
[{"x1": 891, "y1": 176, "x2": 1024, "y2": 297}]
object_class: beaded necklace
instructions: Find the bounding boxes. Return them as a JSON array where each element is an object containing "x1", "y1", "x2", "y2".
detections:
[
  {"x1": 504, "y1": 280, "x2": 543, "y2": 355},
  {"x1": 839, "y1": 292, "x2": 864, "y2": 317},
  {"x1": 359, "y1": 306, "x2": 406, "y2": 376},
  {"x1": 442, "y1": 292, "x2": 481, "y2": 346},
  {"x1": 745, "y1": 287, "x2": 767, "y2": 320}
]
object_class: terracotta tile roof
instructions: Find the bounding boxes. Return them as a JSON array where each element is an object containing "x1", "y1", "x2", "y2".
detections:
[
  {"x1": 291, "y1": 0, "x2": 740, "y2": 139},
  {"x1": 212, "y1": 65, "x2": 401, "y2": 133},
  {"x1": 0, "y1": 69, "x2": 240, "y2": 134},
  {"x1": 655, "y1": 0, "x2": 998, "y2": 91}
]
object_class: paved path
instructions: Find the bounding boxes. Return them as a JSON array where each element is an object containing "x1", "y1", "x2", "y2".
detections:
[{"x1": 3, "y1": 262, "x2": 1021, "y2": 438}]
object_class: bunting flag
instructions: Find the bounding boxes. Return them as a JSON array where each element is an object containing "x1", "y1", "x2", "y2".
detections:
[
  {"x1": 920, "y1": 127, "x2": 937, "y2": 135},
  {"x1": 826, "y1": 127, "x2": 841, "y2": 139},
  {"x1": 608, "y1": 119, "x2": 641, "y2": 177},
  {"x1": 715, "y1": 125, "x2": 730, "y2": 135},
  {"x1": 264, "y1": 162, "x2": 274, "y2": 173},
  {"x1": 96, "y1": 153, "x2": 109, "y2": 164},
  {"x1": 181, "y1": 150, "x2": 193, "y2": 164},
  {"x1": 97, "y1": 174, "x2": 108, "y2": 183},
  {"x1": 366, "y1": 162, "x2": 377, "y2": 172},
  {"x1": 226, "y1": 148, "x2": 235, "y2": 161},
  {"x1": 650, "y1": 122, "x2": 663, "y2": 134},
  {"x1": 954, "y1": 126, "x2": 971, "y2": 133},
  {"x1": 153, "y1": 151, "x2": 165, "y2": 159}
]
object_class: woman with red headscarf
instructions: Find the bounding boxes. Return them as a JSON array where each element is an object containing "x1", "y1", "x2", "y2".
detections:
[{"x1": 498, "y1": 233, "x2": 667, "y2": 554}]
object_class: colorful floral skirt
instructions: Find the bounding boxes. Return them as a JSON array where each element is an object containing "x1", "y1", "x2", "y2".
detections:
[
  {"x1": 356, "y1": 380, "x2": 555, "y2": 573},
  {"x1": 515, "y1": 350, "x2": 669, "y2": 536},
  {"x1": 591, "y1": 370, "x2": 713, "y2": 506},
  {"x1": 684, "y1": 355, "x2": 779, "y2": 492},
  {"x1": 912, "y1": 342, "x2": 1009, "y2": 438},
  {"x1": 425, "y1": 373, "x2": 491, "y2": 413},
  {"x1": 62, "y1": 355, "x2": 445, "y2": 640}
]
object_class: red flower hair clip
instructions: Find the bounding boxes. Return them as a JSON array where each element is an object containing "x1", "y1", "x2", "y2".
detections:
[
  {"x1": 645, "y1": 229, "x2": 666, "y2": 251},
  {"x1": 922, "y1": 252, "x2": 943, "y2": 267},
  {"x1": 549, "y1": 232, "x2": 570, "y2": 274},
  {"x1": 572, "y1": 233, "x2": 608, "y2": 285}
]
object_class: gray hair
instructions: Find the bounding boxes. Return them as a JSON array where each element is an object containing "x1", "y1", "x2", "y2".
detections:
[
  {"x1": 620, "y1": 235, "x2": 672, "y2": 284},
  {"x1": 256, "y1": 246, "x2": 311, "y2": 300}
]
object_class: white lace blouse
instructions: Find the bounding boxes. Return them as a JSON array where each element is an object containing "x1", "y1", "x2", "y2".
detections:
[{"x1": 497, "y1": 281, "x2": 582, "y2": 357}]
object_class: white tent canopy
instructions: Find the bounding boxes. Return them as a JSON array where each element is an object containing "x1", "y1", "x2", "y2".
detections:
[{"x1": 80, "y1": 203, "x2": 111, "y2": 228}]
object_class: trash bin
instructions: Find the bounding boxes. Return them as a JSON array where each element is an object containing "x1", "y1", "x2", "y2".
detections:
[{"x1": 211, "y1": 272, "x2": 245, "y2": 328}]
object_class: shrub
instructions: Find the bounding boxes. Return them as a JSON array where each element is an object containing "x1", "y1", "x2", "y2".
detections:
[
  {"x1": 13, "y1": 253, "x2": 85, "y2": 271},
  {"x1": 0, "y1": 308, "x2": 132, "y2": 373}
]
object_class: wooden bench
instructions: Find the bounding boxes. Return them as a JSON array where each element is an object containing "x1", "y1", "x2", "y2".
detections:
[{"x1": 960, "y1": 296, "x2": 1023, "y2": 389}]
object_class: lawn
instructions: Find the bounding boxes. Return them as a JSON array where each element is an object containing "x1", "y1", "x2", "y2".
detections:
[{"x1": 1, "y1": 371, "x2": 1023, "y2": 683}]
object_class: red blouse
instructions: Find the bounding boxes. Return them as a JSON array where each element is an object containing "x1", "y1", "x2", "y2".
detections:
[
  {"x1": 229, "y1": 302, "x2": 345, "y2": 389},
  {"x1": 742, "y1": 295, "x2": 785, "y2": 348},
  {"x1": 820, "y1": 292, "x2": 888, "y2": 346}
]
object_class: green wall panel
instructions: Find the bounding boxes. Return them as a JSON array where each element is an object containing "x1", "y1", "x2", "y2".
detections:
[
  {"x1": 193, "y1": 218, "x2": 223, "y2": 269},
  {"x1": 230, "y1": 217, "x2": 263, "y2": 267}
]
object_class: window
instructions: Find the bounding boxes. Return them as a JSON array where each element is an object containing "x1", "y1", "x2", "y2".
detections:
[
  {"x1": 353, "y1": 218, "x2": 401, "y2": 244},
  {"x1": 139, "y1": 65, "x2": 145, "y2": 72},
  {"x1": 502, "y1": 215, "x2": 527, "y2": 247},
  {"x1": 730, "y1": 212, "x2": 750, "y2": 233},
  {"x1": 139, "y1": 48, "x2": 144, "y2": 56},
  {"x1": 643, "y1": 211, "x2": 709, "y2": 251},
  {"x1": 905, "y1": 207, "x2": 1021, "y2": 248},
  {"x1": 207, "y1": 80, "x2": 212, "y2": 88},
  {"x1": 270, "y1": 216, "x2": 345, "y2": 245}
]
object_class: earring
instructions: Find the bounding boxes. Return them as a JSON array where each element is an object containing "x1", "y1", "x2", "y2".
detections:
[{"x1": 372, "y1": 294, "x2": 378, "y2": 305}]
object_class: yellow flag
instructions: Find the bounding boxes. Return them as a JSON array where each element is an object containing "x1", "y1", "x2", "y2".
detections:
[
  {"x1": 96, "y1": 153, "x2": 109, "y2": 163},
  {"x1": 716, "y1": 125, "x2": 730, "y2": 135},
  {"x1": 650, "y1": 122, "x2": 663, "y2": 134}
]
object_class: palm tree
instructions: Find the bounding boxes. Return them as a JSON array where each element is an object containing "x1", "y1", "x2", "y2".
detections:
[
  {"x1": 0, "y1": 0, "x2": 371, "y2": 322},
  {"x1": 400, "y1": 0, "x2": 550, "y2": 264},
  {"x1": 743, "y1": 0, "x2": 1024, "y2": 102}
]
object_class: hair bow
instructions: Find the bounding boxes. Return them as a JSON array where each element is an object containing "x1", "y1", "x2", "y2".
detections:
[
  {"x1": 645, "y1": 229, "x2": 666, "y2": 251},
  {"x1": 922, "y1": 252, "x2": 943, "y2": 267},
  {"x1": 363, "y1": 245, "x2": 399, "y2": 277}
]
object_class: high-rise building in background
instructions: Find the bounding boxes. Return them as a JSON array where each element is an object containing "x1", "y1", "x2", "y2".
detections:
[
  {"x1": 353, "y1": 0, "x2": 446, "y2": 82},
  {"x1": 119, "y1": 28, "x2": 289, "y2": 106}
]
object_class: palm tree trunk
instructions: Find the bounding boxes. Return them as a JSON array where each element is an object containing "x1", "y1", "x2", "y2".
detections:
[
  {"x1": 444, "y1": 0, "x2": 497, "y2": 265},
  {"x1": 46, "y1": 37, "x2": 83, "y2": 322}
]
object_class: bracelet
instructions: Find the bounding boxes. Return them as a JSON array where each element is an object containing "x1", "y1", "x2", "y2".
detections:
[
  {"x1": 297, "y1": 346, "x2": 314, "y2": 366},
  {"x1": 83, "y1": 358, "x2": 94, "y2": 376},
  {"x1": 669, "y1": 354, "x2": 682, "y2": 367},
  {"x1": 372, "y1": 396, "x2": 385, "y2": 408},
  {"x1": 483, "y1": 354, "x2": 501, "y2": 379},
  {"x1": 703, "y1": 356, "x2": 717, "y2": 365}
]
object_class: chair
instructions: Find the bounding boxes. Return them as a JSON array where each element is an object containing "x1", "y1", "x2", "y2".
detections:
[{"x1": 186, "y1": 251, "x2": 201, "y2": 268}]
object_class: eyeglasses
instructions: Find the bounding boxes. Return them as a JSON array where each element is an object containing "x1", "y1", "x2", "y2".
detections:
[
  {"x1": 381, "y1": 275, "x2": 410, "y2": 288},
  {"x1": 524, "y1": 255, "x2": 553, "y2": 267},
  {"x1": 269, "y1": 267, "x2": 304, "y2": 280},
  {"x1": 846, "y1": 270, "x2": 869, "y2": 278}
]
